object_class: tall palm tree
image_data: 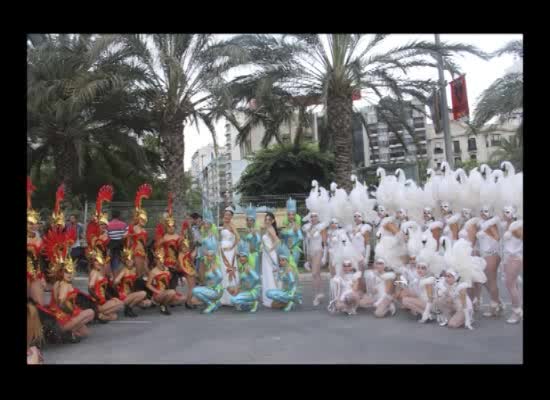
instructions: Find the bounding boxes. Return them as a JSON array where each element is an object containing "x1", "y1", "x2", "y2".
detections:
[
  {"x1": 120, "y1": 34, "x2": 245, "y2": 218},
  {"x1": 471, "y1": 40, "x2": 523, "y2": 137},
  {"x1": 27, "y1": 34, "x2": 155, "y2": 205},
  {"x1": 225, "y1": 34, "x2": 489, "y2": 191}
]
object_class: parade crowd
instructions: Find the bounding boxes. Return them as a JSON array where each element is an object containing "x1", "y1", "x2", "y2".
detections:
[{"x1": 26, "y1": 160, "x2": 523, "y2": 364}]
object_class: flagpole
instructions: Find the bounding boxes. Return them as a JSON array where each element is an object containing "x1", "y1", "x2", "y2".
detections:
[{"x1": 434, "y1": 33, "x2": 454, "y2": 169}]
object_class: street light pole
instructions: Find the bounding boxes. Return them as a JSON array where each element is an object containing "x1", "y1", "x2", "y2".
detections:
[{"x1": 434, "y1": 33, "x2": 454, "y2": 169}]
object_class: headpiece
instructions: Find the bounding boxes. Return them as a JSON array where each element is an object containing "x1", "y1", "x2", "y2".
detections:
[
  {"x1": 237, "y1": 241, "x2": 249, "y2": 257},
  {"x1": 286, "y1": 197, "x2": 297, "y2": 213},
  {"x1": 27, "y1": 177, "x2": 39, "y2": 225},
  {"x1": 203, "y1": 207, "x2": 214, "y2": 224},
  {"x1": 503, "y1": 205, "x2": 516, "y2": 219},
  {"x1": 203, "y1": 236, "x2": 218, "y2": 255},
  {"x1": 277, "y1": 243, "x2": 291, "y2": 260},
  {"x1": 51, "y1": 184, "x2": 65, "y2": 228},
  {"x1": 153, "y1": 247, "x2": 165, "y2": 264},
  {"x1": 88, "y1": 249, "x2": 105, "y2": 267},
  {"x1": 43, "y1": 228, "x2": 77, "y2": 279},
  {"x1": 95, "y1": 185, "x2": 113, "y2": 226},
  {"x1": 164, "y1": 192, "x2": 175, "y2": 228},
  {"x1": 121, "y1": 245, "x2": 133, "y2": 264},
  {"x1": 224, "y1": 205, "x2": 235, "y2": 215},
  {"x1": 245, "y1": 204, "x2": 256, "y2": 220},
  {"x1": 134, "y1": 184, "x2": 152, "y2": 224}
]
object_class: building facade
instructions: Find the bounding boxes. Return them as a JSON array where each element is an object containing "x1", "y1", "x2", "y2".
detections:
[{"x1": 425, "y1": 112, "x2": 522, "y2": 169}]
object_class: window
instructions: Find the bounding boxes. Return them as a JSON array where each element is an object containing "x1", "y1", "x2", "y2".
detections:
[
  {"x1": 434, "y1": 147, "x2": 444, "y2": 155},
  {"x1": 436, "y1": 162, "x2": 441, "y2": 169},
  {"x1": 468, "y1": 137, "x2": 477, "y2": 151},
  {"x1": 470, "y1": 153, "x2": 477, "y2": 161},
  {"x1": 453, "y1": 140, "x2": 461, "y2": 153},
  {"x1": 491, "y1": 135, "x2": 501, "y2": 147}
]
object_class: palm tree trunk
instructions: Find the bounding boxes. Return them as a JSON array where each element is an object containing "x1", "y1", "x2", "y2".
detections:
[
  {"x1": 53, "y1": 143, "x2": 76, "y2": 207},
  {"x1": 161, "y1": 121, "x2": 186, "y2": 221},
  {"x1": 328, "y1": 93, "x2": 353, "y2": 192}
]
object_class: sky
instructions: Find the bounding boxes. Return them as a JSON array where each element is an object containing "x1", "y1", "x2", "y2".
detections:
[{"x1": 182, "y1": 33, "x2": 523, "y2": 169}]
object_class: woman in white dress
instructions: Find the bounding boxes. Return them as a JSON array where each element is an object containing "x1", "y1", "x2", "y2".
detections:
[
  {"x1": 261, "y1": 212, "x2": 280, "y2": 308},
  {"x1": 219, "y1": 206, "x2": 240, "y2": 306}
]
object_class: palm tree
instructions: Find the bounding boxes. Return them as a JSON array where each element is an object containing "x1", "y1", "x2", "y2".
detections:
[
  {"x1": 490, "y1": 135, "x2": 523, "y2": 170},
  {"x1": 224, "y1": 34, "x2": 489, "y2": 191},
  {"x1": 119, "y1": 34, "x2": 246, "y2": 219},
  {"x1": 27, "y1": 34, "x2": 156, "y2": 206},
  {"x1": 470, "y1": 40, "x2": 523, "y2": 137}
]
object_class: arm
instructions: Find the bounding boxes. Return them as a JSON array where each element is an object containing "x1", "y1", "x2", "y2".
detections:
[
  {"x1": 146, "y1": 270, "x2": 161, "y2": 296},
  {"x1": 432, "y1": 227, "x2": 442, "y2": 250},
  {"x1": 57, "y1": 284, "x2": 72, "y2": 314},
  {"x1": 459, "y1": 288, "x2": 473, "y2": 330},
  {"x1": 512, "y1": 227, "x2": 523, "y2": 240},
  {"x1": 385, "y1": 222, "x2": 400, "y2": 235},
  {"x1": 113, "y1": 268, "x2": 125, "y2": 286}
]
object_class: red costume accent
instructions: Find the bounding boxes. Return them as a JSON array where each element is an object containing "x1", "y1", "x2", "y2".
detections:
[
  {"x1": 86, "y1": 185, "x2": 113, "y2": 262},
  {"x1": 117, "y1": 274, "x2": 137, "y2": 301}
]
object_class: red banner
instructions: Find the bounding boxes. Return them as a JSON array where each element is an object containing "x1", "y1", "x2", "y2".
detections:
[{"x1": 450, "y1": 75, "x2": 469, "y2": 120}]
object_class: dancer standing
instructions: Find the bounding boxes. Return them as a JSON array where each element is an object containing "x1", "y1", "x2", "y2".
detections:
[
  {"x1": 281, "y1": 197, "x2": 303, "y2": 270},
  {"x1": 126, "y1": 184, "x2": 152, "y2": 290},
  {"x1": 86, "y1": 185, "x2": 114, "y2": 278},
  {"x1": 327, "y1": 218, "x2": 348, "y2": 277},
  {"x1": 349, "y1": 211, "x2": 372, "y2": 271},
  {"x1": 27, "y1": 177, "x2": 46, "y2": 305},
  {"x1": 261, "y1": 211, "x2": 280, "y2": 308},
  {"x1": 219, "y1": 206, "x2": 240, "y2": 306},
  {"x1": 502, "y1": 206, "x2": 523, "y2": 323},
  {"x1": 243, "y1": 204, "x2": 261, "y2": 274},
  {"x1": 303, "y1": 211, "x2": 328, "y2": 306},
  {"x1": 477, "y1": 205, "x2": 503, "y2": 318},
  {"x1": 440, "y1": 202, "x2": 461, "y2": 243}
]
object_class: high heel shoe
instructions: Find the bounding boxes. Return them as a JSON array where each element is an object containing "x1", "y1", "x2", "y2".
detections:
[
  {"x1": 483, "y1": 301, "x2": 504, "y2": 318},
  {"x1": 506, "y1": 307, "x2": 523, "y2": 324}
]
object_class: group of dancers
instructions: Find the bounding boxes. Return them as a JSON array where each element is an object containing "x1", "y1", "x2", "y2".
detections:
[
  {"x1": 318, "y1": 161, "x2": 523, "y2": 330},
  {"x1": 26, "y1": 160, "x2": 523, "y2": 363}
]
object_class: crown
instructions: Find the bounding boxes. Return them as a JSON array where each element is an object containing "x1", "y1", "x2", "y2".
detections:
[{"x1": 286, "y1": 197, "x2": 297, "y2": 213}]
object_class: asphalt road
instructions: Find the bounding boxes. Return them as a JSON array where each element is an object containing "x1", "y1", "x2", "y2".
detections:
[{"x1": 42, "y1": 273, "x2": 522, "y2": 364}]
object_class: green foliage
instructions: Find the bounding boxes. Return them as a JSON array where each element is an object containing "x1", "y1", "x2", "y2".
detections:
[
  {"x1": 235, "y1": 143, "x2": 335, "y2": 196},
  {"x1": 489, "y1": 135, "x2": 523, "y2": 171},
  {"x1": 455, "y1": 159, "x2": 481, "y2": 173}
]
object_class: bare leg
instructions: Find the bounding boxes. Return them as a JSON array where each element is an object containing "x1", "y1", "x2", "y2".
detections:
[
  {"x1": 62, "y1": 309, "x2": 95, "y2": 333},
  {"x1": 448, "y1": 310, "x2": 465, "y2": 328},
  {"x1": 374, "y1": 296, "x2": 394, "y2": 318},
  {"x1": 311, "y1": 252, "x2": 323, "y2": 299},
  {"x1": 125, "y1": 291, "x2": 147, "y2": 307},
  {"x1": 402, "y1": 296, "x2": 426, "y2": 315},
  {"x1": 504, "y1": 257, "x2": 522, "y2": 309},
  {"x1": 483, "y1": 255, "x2": 501, "y2": 304},
  {"x1": 358, "y1": 294, "x2": 376, "y2": 309}
]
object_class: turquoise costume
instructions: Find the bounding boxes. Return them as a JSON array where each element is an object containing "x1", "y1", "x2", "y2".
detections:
[
  {"x1": 229, "y1": 242, "x2": 261, "y2": 312},
  {"x1": 266, "y1": 244, "x2": 302, "y2": 312},
  {"x1": 281, "y1": 198, "x2": 303, "y2": 267},
  {"x1": 243, "y1": 204, "x2": 261, "y2": 274},
  {"x1": 197, "y1": 208, "x2": 218, "y2": 268},
  {"x1": 192, "y1": 236, "x2": 223, "y2": 314}
]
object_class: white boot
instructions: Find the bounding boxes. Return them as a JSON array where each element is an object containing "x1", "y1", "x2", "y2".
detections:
[
  {"x1": 313, "y1": 293, "x2": 325, "y2": 306},
  {"x1": 483, "y1": 300, "x2": 504, "y2": 317},
  {"x1": 506, "y1": 307, "x2": 523, "y2": 324}
]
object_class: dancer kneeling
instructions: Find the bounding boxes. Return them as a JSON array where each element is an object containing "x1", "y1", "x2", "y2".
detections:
[
  {"x1": 114, "y1": 246, "x2": 147, "y2": 317},
  {"x1": 88, "y1": 250, "x2": 124, "y2": 321},
  {"x1": 266, "y1": 244, "x2": 302, "y2": 312},
  {"x1": 400, "y1": 258, "x2": 436, "y2": 323},
  {"x1": 328, "y1": 236, "x2": 363, "y2": 315},
  {"x1": 192, "y1": 237, "x2": 224, "y2": 314},
  {"x1": 229, "y1": 242, "x2": 261, "y2": 312},
  {"x1": 360, "y1": 258, "x2": 397, "y2": 317},
  {"x1": 434, "y1": 269, "x2": 474, "y2": 330},
  {"x1": 147, "y1": 248, "x2": 185, "y2": 315}
]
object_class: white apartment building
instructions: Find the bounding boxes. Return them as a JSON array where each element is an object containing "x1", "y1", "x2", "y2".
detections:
[
  {"x1": 425, "y1": 112, "x2": 522, "y2": 169},
  {"x1": 190, "y1": 144, "x2": 215, "y2": 186}
]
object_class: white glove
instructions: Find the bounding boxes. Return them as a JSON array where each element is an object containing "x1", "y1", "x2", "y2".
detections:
[
  {"x1": 304, "y1": 261, "x2": 311, "y2": 271},
  {"x1": 321, "y1": 247, "x2": 328, "y2": 266},
  {"x1": 419, "y1": 302, "x2": 432, "y2": 323}
]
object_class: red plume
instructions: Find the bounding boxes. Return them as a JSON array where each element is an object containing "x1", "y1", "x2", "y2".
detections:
[
  {"x1": 54, "y1": 184, "x2": 65, "y2": 214},
  {"x1": 181, "y1": 220, "x2": 190, "y2": 236},
  {"x1": 27, "y1": 177, "x2": 36, "y2": 210},
  {"x1": 96, "y1": 185, "x2": 114, "y2": 216},
  {"x1": 134, "y1": 183, "x2": 152, "y2": 209},
  {"x1": 43, "y1": 229, "x2": 71, "y2": 263},
  {"x1": 167, "y1": 192, "x2": 173, "y2": 217}
]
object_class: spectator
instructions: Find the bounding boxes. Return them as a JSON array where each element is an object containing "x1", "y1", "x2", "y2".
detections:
[
  {"x1": 66, "y1": 214, "x2": 86, "y2": 273},
  {"x1": 107, "y1": 210, "x2": 129, "y2": 274}
]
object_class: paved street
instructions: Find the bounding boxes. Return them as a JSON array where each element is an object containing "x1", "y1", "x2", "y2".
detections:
[{"x1": 43, "y1": 274, "x2": 522, "y2": 364}]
